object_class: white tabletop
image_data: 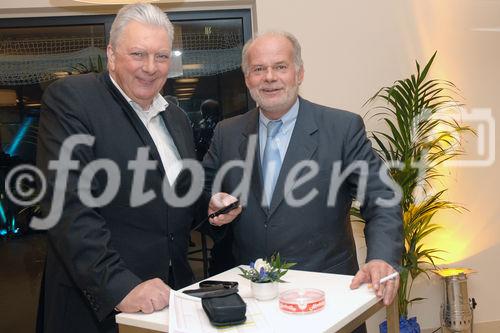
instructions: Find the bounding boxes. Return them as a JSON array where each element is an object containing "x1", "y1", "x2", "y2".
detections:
[{"x1": 116, "y1": 267, "x2": 382, "y2": 332}]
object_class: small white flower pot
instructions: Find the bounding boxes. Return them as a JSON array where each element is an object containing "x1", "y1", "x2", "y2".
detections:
[{"x1": 251, "y1": 281, "x2": 279, "y2": 301}]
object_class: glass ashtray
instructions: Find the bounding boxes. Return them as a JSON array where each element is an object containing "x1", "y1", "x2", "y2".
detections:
[{"x1": 278, "y1": 288, "x2": 325, "y2": 314}]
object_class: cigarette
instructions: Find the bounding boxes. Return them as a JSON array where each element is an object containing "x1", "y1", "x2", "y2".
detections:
[{"x1": 379, "y1": 272, "x2": 399, "y2": 284}]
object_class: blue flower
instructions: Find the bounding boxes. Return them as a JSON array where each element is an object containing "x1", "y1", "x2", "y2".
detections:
[
  {"x1": 259, "y1": 267, "x2": 268, "y2": 280},
  {"x1": 238, "y1": 254, "x2": 295, "y2": 284}
]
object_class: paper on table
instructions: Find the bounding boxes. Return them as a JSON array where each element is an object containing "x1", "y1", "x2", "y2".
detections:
[{"x1": 168, "y1": 290, "x2": 274, "y2": 333}]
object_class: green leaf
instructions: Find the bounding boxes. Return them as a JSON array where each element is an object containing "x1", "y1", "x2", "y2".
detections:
[{"x1": 365, "y1": 51, "x2": 473, "y2": 318}]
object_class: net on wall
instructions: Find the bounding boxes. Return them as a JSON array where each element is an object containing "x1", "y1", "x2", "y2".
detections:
[
  {"x1": 175, "y1": 31, "x2": 242, "y2": 76},
  {"x1": 0, "y1": 30, "x2": 242, "y2": 86},
  {"x1": 175, "y1": 30, "x2": 241, "y2": 50},
  {"x1": 180, "y1": 48, "x2": 241, "y2": 77},
  {"x1": 0, "y1": 36, "x2": 107, "y2": 56},
  {"x1": 0, "y1": 47, "x2": 106, "y2": 85}
]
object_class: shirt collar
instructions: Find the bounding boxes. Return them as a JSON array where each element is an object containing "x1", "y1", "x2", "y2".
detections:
[
  {"x1": 259, "y1": 98, "x2": 300, "y2": 133},
  {"x1": 109, "y1": 74, "x2": 168, "y2": 118}
]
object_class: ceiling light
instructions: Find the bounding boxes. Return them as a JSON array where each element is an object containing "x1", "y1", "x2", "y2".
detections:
[
  {"x1": 176, "y1": 93, "x2": 194, "y2": 97},
  {"x1": 182, "y1": 64, "x2": 202, "y2": 70},
  {"x1": 176, "y1": 78, "x2": 199, "y2": 84}
]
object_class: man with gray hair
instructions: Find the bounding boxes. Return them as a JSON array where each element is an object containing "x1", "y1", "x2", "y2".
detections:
[
  {"x1": 205, "y1": 31, "x2": 403, "y2": 332},
  {"x1": 36, "y1": 4, "x2": 237, "y2": 333}
]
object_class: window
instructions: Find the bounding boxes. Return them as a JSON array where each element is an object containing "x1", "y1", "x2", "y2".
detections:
[
  {"x1": 0, "y1": 9, "x2": 252, "y2": 236},
  {"x1": 167, "y1": 11, "x2": 252, "y2": 159}
]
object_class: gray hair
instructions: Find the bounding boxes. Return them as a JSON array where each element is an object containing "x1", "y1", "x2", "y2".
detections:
[
  {"x1": 241, "y1": 30, "x2": 303, "y2": 75},
  {"x1": 109, "y1": 3, "x2": 174, "y2": 50}
]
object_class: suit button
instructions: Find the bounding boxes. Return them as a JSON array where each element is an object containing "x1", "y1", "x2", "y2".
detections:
[
  {"x1": 169, "y1": 233, "x2": 174, "y2": 241},
  {"x1": 264, "y1": 223, "x2": 268, "y2": 228}
]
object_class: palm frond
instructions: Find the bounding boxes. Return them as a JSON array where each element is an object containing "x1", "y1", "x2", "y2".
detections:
[{"x1": 363, "y1": 51, "x2": 473, "y2": 317}]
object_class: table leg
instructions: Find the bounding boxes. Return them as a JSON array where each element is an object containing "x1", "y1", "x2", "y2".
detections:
[{"x1": 386, "y1": 300, "x2": 399, "y2": 333}]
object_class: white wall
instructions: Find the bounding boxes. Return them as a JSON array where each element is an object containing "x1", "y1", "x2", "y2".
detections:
[{"x1": 1, "y1": 0, "x2": 499, "y2": 331}]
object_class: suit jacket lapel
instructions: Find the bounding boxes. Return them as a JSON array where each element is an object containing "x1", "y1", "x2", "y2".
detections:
[
  {"x1": 269, "y1": 99, "x2": 319, "y2": 216},
  {"x1": 101, "y1": 72, "x2": 166, "y2": 178},
  {"x1": 160, "y1": 108, "x2": 190, "y2": 160},
  {"x1": 161, "y1": 108, "x2": 195, "y2": 188},
  {"x1": 238, "y1": 109, "x2": 266, "y2": 211}
]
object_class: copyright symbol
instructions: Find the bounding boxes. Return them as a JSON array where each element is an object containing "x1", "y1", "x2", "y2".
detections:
[{"x1": 4, "y1": 164, "x2": 46, "y2": 206}]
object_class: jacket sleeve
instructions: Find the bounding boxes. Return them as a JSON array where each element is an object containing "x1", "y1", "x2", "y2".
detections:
[
  {"x1": 343, "y1": 114, "x2": 403, "y2": 269},
  {"x1": 37, "y1": 78, "x2": 142, "y2": 321},
  {"x1": 198, "y1": 122, "x2": 232, "y2": 242}
]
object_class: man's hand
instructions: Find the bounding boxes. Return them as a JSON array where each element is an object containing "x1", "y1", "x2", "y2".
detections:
[
  {"x1": 208, "y1": 193, "x2": 241, "y2": 226},
  {"x1": 350, "y1": 259, "x2": 399, "y2": 306},
  {"x1": 115, "y1": 278, "x2": 170, "y2": 314}
]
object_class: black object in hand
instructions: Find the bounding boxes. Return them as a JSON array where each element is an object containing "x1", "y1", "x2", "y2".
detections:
[
  {"x1": 192, "y1": 199, "x2": 240, "y2": 231},
  {"x1": 208, "y1": 200, "x2": 240, "y2": 219}
]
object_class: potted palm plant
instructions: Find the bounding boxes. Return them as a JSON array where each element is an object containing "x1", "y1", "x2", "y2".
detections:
[{"x1": 357, "y1": 52, "x2": 472, "y2": 331}]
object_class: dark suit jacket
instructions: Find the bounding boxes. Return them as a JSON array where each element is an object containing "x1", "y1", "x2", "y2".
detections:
[
  {"x1": 37, "y1": 72, "x2": 205, "y2": 333},
  {"x1": 203, "y1": 97, "x2": 402, "y2": 275}
]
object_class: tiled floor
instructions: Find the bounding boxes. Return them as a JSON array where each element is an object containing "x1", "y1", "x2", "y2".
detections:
[{"x1": 0, "y1": 231, "x2": 211, "y2": 333}]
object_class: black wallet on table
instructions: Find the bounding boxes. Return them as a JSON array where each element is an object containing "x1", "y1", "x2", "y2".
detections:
[{"x1": 201, "y1": 291, "x2": 247, "y2": 326}]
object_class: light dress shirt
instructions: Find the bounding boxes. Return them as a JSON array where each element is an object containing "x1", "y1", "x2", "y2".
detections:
[
  {"x1": 259, "y1": 98, "x2": 299, "y2": 162},
  {"x1": 110, "y1": 76, "x2": 182, "y2": 185}
]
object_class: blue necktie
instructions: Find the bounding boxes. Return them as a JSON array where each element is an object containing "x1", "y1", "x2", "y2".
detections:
[{"x1": 262, "y1": 120, "x2": 283, "y2": 205}]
